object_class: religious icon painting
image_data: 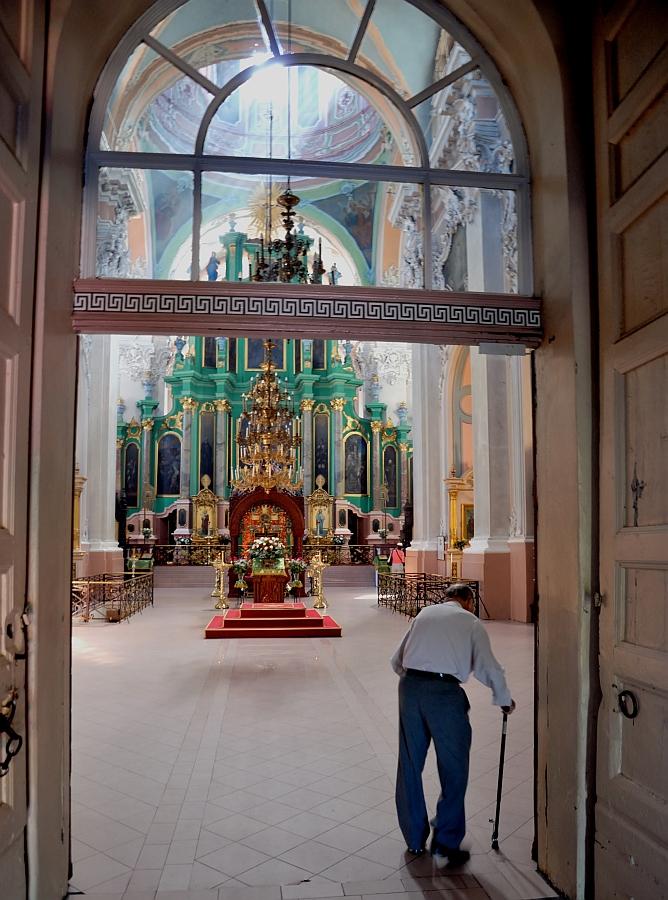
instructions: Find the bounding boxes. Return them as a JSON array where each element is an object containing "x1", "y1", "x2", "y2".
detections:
[
  {"x1": 124, "y1": 443, "x2": 139, "y2": 507},
  {"x1": 345, "y1": 434, "x2": 368, "y2": 495},
  {"x1": 383, "y1": 445, "x2": 398, "y2": 507},
  {"x1": 157, "y1": 433, "x2": 181, "y2": 496},
  {"x1": 199, "y1": 412, "x2": 215, "y2": 489}
]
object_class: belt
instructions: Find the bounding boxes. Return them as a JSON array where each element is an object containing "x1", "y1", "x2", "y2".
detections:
[{"x1": 406, "y1": 668, "x2": 459, "y2": 683}]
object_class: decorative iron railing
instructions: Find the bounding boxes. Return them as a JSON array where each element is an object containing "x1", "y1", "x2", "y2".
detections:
[
  {"x1": 377, "y1": 573, "x2": 483, "y2": 619},
  {"x1": 72, "y1": 573, "x2": 154, "y2": 622},
  {"x1": 125, "y1": 543, "x2": 378, "y2": 567},
  {"x1": 126, "y1": 544, "x2": 227, "y2": 567},
  {"x1": 303, "y1": 544, "x2": 377, "y2": 566}
]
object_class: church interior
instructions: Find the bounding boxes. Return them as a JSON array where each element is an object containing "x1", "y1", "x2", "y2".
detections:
[{"x1": 1, "y1": 0, "x2": 666, "y2": 898}]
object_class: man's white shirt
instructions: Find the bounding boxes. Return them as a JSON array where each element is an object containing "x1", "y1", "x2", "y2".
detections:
[{"x1": 390, "y1": 601, "x2": 512, "y2": 707}]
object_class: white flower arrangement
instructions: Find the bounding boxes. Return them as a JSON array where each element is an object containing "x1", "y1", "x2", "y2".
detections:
[{"x1": 247, "y1": 536, "x2": 286, "y2": 559}]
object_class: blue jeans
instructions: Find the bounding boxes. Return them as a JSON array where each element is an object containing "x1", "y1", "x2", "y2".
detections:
[{"x1": 396, "y1": 672, "x2": 471, "y2": 851}]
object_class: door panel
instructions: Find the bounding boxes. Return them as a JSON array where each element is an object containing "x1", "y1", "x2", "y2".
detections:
[
  {"x1": 595, "y1": 0, "x2": 668, "y2": 895},
  {"x1": 0, "y1": 2, "x2": 43, "y2": 896}
]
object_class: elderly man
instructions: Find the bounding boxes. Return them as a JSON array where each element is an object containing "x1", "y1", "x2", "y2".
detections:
[{"x1": 391, "y1": 583, "x2": 515, "y2": 864}]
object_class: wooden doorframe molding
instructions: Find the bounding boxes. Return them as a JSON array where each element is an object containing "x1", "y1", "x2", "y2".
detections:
[{"x1": 73, "y1": 278, "x2": 542, "y2": 346}]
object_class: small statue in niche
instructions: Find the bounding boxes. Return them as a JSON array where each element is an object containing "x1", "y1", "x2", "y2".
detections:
[
  {"x1": 200, "y1": 513, "x2": 210, "y2": 536},
  {"x1": 315, "y1": 510, "x2": 326, "y2": 536}
]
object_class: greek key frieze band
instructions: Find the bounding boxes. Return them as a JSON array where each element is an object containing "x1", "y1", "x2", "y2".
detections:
[{"x1": 73, "y1": 291, "x2": 541, "y2": 331}]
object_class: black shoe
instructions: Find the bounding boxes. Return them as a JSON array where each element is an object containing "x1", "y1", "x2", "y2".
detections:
[
  {"x1": 430, "y1": 843, "x2": 470, "y2": 867},
  {"x1": 407, "y1": 847, "x2": 426, "y2": 855}
]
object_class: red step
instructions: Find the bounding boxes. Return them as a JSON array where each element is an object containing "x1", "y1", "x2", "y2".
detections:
[
  {"x1": 237, "y1": 603, "x2": 307, "y2": 618},
  {"x1": 205, "y1": 604, "x2": 342, "y2": 639}
]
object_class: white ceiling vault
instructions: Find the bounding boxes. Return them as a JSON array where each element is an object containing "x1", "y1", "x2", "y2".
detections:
[{"x1": 76, "y1": 0, "x2": 539, "y2": 348}]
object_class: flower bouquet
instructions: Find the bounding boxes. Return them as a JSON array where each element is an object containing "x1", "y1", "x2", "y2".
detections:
[
  {"x1": 247, "y1": 536, "x2": 286, "y2": 561},
  {"x1": 285, "y1": 557, "x2": 308, "y2": 588},
  {"x1": 332, "y1": 535, "x2": 345, "y2": 546},
  {"x1": 231, "y1": 556, "x2": 250, "y2": 589}
]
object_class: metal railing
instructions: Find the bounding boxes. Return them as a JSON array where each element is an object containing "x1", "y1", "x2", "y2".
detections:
[
  {"x1": 72, "y1": 573, "x2": 154, "y2": 622},
  {"x1": 126, "y1": 544, "x2": 227, "y2": 567},
  {"x1": 303, "y1": 544, "x2": 376, "y2": 566},
  {"x1": 125, "y1": 543, "x2": 378, "y2": 567},
  {"x1": 377, "y1": 573, "x2": 483, "y2": 618}
]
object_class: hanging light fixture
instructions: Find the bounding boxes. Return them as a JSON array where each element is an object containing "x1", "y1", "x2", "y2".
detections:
[
  {"x1": 251, "y1": 189, "x2": 325, "y2": 284},
  {"x1": 233, "y1": 340, "x2": 303, "y2": 493}
]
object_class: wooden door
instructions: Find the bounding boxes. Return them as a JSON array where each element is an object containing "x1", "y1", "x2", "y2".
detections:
[
  {"x1": 0, "y1": 1, "x2": 44, "y2": 895},
  {"x1": 594, "y1": 1, "x2": 668, "y2": 895}
]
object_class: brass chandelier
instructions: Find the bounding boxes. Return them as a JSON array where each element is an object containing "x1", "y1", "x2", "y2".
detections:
[{"x1": 233, "y1": 340, "x2": 303, "y2": 494}]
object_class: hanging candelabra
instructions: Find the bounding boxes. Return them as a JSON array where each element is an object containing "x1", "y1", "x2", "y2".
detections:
[
  {"x1": 251, "y1": 188, "x2": 325, "y2": 284},
  {"x1": 232, "y1": 340, "x2": 303, "y2": 493}
]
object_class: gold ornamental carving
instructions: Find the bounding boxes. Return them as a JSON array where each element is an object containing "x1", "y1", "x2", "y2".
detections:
[
  {"x1": 343, "y1": 413, "x2": 360, "y2": 433},
  {"x1": 192, "y1": 475, "x2": 219, "y2": 543},
  {"x1": 214, "y1": 399, "x2": 231, "y2": 412},
  {"x1": 308, "y1": 551, "x2": 330, "y2": 609},
  {"x1": 181, "y1": 397, "x2": 199, "y2": 411},
  {"x1": 399, "y1": 442, "x2": 409, "y2": 452},
  {"x1": 370, "y1": 421, "x2": 384, "y2": 434},
  {"x1": 300, "y1": 398, "x2": 315, "y2": 412},
  {"x1": 141, "y1": 418, "x2": 154, "y2": 432},
  {"x1": 306, "y1": 475, "x2": 334, "y2": 543},
  {"x1": 116, "y1": 439, "x2": 123, "y2": 449},
  {"x1": 330, "y1": 398, "x2": 346, "y2": 412}
]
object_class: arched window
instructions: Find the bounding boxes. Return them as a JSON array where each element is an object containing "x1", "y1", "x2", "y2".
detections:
[{"x1": 83, "y1": 0, "x2": 530, "y2": 296}]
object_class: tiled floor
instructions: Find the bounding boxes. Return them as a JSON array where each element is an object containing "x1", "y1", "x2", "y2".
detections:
[{"x1": 70, "y1": 588, "x2": 557, "y2": 900}]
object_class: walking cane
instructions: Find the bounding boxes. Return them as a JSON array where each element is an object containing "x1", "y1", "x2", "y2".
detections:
[{"x1": 490, "y1": 711, "x2": 508, "y2": 851}]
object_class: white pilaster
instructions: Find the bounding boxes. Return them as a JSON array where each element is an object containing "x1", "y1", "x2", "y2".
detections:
[
  {"x1": 78, "y1": 334, "x2": 124, "y2": 575},
  {"x1": 405, "y1": 343, "x2": 443, "y2": 574},
  {"x1": 462, "y1": 348, "x2": 511, "y2": 617}
]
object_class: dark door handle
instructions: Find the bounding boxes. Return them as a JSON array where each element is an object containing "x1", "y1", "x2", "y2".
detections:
[{"x1": 618, "y1": 690, "x2": 639, "y2": 719}]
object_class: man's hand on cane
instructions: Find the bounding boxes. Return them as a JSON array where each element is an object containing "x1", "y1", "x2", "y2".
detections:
[{"x1": 501, "y1": 700, "x2": 516, "y2": 714}]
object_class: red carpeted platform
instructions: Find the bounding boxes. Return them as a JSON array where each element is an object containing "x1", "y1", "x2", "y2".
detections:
[{"x1": 205, "y1": 603, "x2": 342, "y2": 639}]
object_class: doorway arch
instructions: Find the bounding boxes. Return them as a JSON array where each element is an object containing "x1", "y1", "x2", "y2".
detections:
[{"x1": 16, "y1": 3, "x2": 598, "y2": 899}]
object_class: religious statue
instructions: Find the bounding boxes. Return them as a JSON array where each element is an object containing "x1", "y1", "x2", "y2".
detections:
[
  {"x1": 206, "y1": 253, "x2": 220, "y2": 281},
  {"x1": 326, "y1": 263, "x2": 341, "y2": 285}
]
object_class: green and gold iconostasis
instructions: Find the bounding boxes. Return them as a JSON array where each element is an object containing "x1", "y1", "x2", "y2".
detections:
[{"x1": 118, "y1": 337, "x2": 412, "y2": 540}]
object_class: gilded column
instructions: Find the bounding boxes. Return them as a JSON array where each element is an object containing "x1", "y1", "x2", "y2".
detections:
[
  {"x1": 371, "y1": 421, "x2": 384, "y2": 508},
  {"x1": 399, "y1": 442, "x2": 409, "y2": 510},
  {"x1": 141, "y1": 418, "x2": 154, "y2": 500},
  {"x1": 180, "y1": 397, "x2": 197, "y2": 498},
  {"x1": 330, "y1": 398, "x2": 346, "y2": 499},
  {"x1": 116, "y1": 438, "x2": 123, "y2": 498},
  {"x1": 214, "y1": 399, "x2": 231, "y2": 497},
  {"x1": 300, "y1": 398, "x2": 314, "y2": 495}
]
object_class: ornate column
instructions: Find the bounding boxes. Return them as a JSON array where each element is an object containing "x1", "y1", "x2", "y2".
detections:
[
  {"x1": 141, "y1": 417, "x2": 154, "y2": 501},
  {"x1": 399, "y1": 442, "x2": 409, "y2": 510},
  {"x1": 330, "y1": 398, "x2": 346, "y2": 499},
  {"x1": 180, "y1": 397, "x2": 197, "y2": 499},
  {"x1": 371, "y1": 421, "x2": 384, "y2": 509},
  {"x1": 300, "y1": 398, "x2": 315, "y2": 496},
  {"x1": 214, "y1": 399, "x2": 231, "y2": 497},
  {"x1": 190, "y1": 400, "x2": 200, "y2": 494}
]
